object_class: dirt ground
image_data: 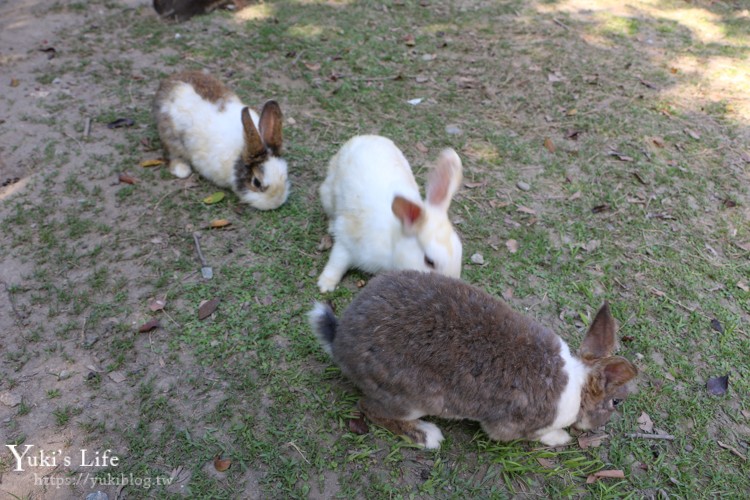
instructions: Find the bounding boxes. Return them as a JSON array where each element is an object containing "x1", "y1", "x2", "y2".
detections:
[{"x1": 0, "y1": 1, "x2": 205, "y2": 498}]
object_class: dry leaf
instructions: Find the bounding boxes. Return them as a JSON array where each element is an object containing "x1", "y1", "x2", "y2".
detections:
[
  {"x1": 213, "y1": 455, "x2": 232, "y2": 472},
  {"x1": 737, "y1": 281, "x2": 749, "y2": 292},
  {"x1": 415, "y1": 75, "x2": 429, "y2": 83},
  {"x1": 568, "y1": 191, "x2": 581, "y2": 201},
  {"x1": 707, "y1": 375, "x2": 729, "y2": 396},
  {"x1": 415, "y1": 142, "x2": 428, "y2": 153},
  {"x1": 10, "y1": 78, "x2": 20, "y2": 87},
  {"x1": 502, "y1": 287, "x2": 514, "y2": 300},
  {"x1": 348, "y1": 412, "x2": 369, "y2": 435},
  {"x1": 566, "y1": 108, "x2": 578, "y2": 116},
  {"x1": 578, "y1": 434, "x2": 609, "y2": 449},
  {"x1": 118, "y1": 173, "x2": 138, "y2": 185},
  {"x1": 584, "y1": 239, "x2": 600, "y2": 252},
  {"x1": 107, "y1": 117, "x2": 134, "y2": 129},
  {"x1": 735, "y1": 241, "x2": 750, "y2": 252},
  {"x1": 609, "y1": 151, "x2": 634, "y2": 162},
  {"x1": 741, "y1": 410, "x2": 750, "y2": 419},
  {"x1": 403, "y1": 34, "x2": 416, "y2": 46},
  {"x1": 537, "y1": 457, "x2": 556, "y2": 468},
  {"x1": 198, "y1": 298, "x2": 220, "y2": 320},
  {"x1": 464, "y1": 181, "x2": 485, "y2": 189},
  {"x1": 684, "y1": 128, "x2": 701, "y2": 140},
  {"x1": 489, "y1": 200, "x2": 509, "y2": 209},
  {"x1": 651, "y1": 288, "x2": 666, "y2": 298},
  {"x1": 108, "y1": 371, "x2": 126, "y2": 383},
  {"x1": 650, "y1": 137, "x2": 665, "y2": 148},
  {"x1": 543, "y1": 137, "x2": 556, "y2": 153},
  {"x1": 303, "y1": 62, "x2": 321, "y2": 71},
  {"x1": 506, "y1": 239, "x2": 519, "y2": 254},
  {"x1": 710, "y1": 318, "x2": 723, "y2": 333},
  {"x1": 517, "y1": 205, "x2": 536, "y2": 215},
  {"x1": 210, "y1": 219, "x2": 231, "y2": 229},
  {"x1": 356, "y1": 279, "x2": 367, "y2": 288},
  {"x1": 592, "y1": 203, "x2": 610, "y2": 214},
  {"x1": 203, "y1": 192, "x2": 225, "y2": 204},
  {"x1": 149, "y1": 299, "x2": 166, "y2": 312},
  {"x1": 586, "y1": 469, "x2": 625, "y2": 483},
  {"x1": 138, "y1": 319, "x2": 161, "y2": 333},
  {"x1": 139, "y1": 158, "x2": 165, "y2": 168},
  {"x1": 637, "y1": 412, "x2": 654, "y2": 433}
]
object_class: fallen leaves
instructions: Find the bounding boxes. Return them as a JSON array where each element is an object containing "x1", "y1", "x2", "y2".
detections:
[
  {"x1": 108, "y1": 371, "x2": 127, "y2": 383},
  {"x1": 209, "y1": 219, "x2": 231, "y2": 229},
  {"x1": 637, "y1": 412, "x2": 654, "y2": 433},
  {"x1": 578, "y1": 433, "x2": 609, "y2": 449},
  {"x1": 586, "y1": 470, "x2": 625, "y2": 484},
  {"x1": 710, "y1": 318, "x2": 723, "y2": 334},
  {"x1": 213, "y1": 455, "x2": 232, "y2": 472},
  {"x1": 198, "y1": 298, "x2": 220, "y2": 320},
  {"x1": 138, "y1": 319, "x2": 161, "y2": 333},
  {"x1": 203, "y1": 192, "x2": 225, "y2": 204},
  {"x1": 591, "y1": 203, "x2": 610, "y2": 214},
  {"x1": 317, "y1": 234, "x2": 333, "y2": 252},
  {"x1": 118, "y1": 173, "x2": 138, "y2": 185},
  {"x1": 107, "y1": 118, "x2": 135, "y2": 129},
  {"x1": 348, "y1": 412, "x2": 369, "y2": 435},
  {"x1": 10, "y1": 78, "x2": 20, "y2": 87},
  {"x1": 543, "y1": 137, "x2": 556, "y2": 153},
  {"x1": 684, "y1": 128, "x2": 701, "y2": 140},
  {"x1": 149, "y1": 298, "x2": 167, "y2": 312},
  {"x1": 516, "y1": 205, "x2": 536, "y2": 216},
  {"x1": 608, "y1": 151, "x2": 634, "y2": 162},
  {"x1": 140, "y1": 158, "x2": 165, "y2": 168},
  {"x1": 706, "y1": 375, "x2": 729, "y2": 396},
  {"x1": 506, "y1": 239, "x2": 518, "y2": 254}
]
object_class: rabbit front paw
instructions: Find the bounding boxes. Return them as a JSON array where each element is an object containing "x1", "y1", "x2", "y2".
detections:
[
  {"x1": 537, "y1": 429, "x2": 571, "y2": 447},
  {"x1": 415, "y1": 420, "x2": 444, "y2": 449},
  {"x1": 169, "y1": 160, "x2": 192, "y2": 179}
]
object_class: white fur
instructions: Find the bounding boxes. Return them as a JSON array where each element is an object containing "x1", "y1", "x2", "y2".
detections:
[
  {"x1": 415, "y1": 420, "x2": 444, "y2": 449},
  {"x1": 534, "y1": 337, "x2": 589, "y2": 446},
  {"x1": 317, "y1": 135, "x2": 462, "y2": 292},
  {"x1": 158, "y1": 82, "x2": 289, "y2": 210},
  {"x1": 308, "y1": 302, "x2": 333, "y2": 356}
]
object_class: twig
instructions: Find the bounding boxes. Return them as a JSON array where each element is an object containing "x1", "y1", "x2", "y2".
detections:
[
  {"x1": 553, "y1": 18, "x2": 570, "y2": 30},
  {"x1": 287, "y1": 441, "x2": 310, "y2": 464},
  {"x1": 83, "y1": 117, "x2": 91, "y2": 138},
  {"x1": 627, "y1": 433, "x2": 675, "y2": 440}
]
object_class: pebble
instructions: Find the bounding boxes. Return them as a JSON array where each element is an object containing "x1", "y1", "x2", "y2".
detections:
[
  {"x1": 684, "y1": 444, "x2": 694, "y2": 452},
  {"x1": 445, "y1": 124, "x2": 462, "y2": 135},
  {"x1": 516, "y1": 181, "x2": 530, "y2": 191},
  {"x1": 0, "y1": 392, "x2": 22, "y2": 407},
  {"x1": 86, "y1": 492, "x2": 108, "y2": 500},
  {"x1": 470, "y1": 253, "x2": 484, "y2": 265}
]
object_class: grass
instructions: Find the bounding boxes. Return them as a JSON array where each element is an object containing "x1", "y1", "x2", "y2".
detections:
[{"x1": 1, "y1": 0, "x2": 749, "y2": 498}]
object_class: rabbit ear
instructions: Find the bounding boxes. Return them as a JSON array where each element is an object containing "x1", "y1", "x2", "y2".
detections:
[
  {"x1": 600, "y1": 357, "x2": 638, "y2": 391},
  {"x1": 241, "y1": 107, "x2": 267, "y2": 163},
  {"x1": 578, "y1": 302, "x2": 617, "y2": 362},
  {"x1": 392, "y1": 195, "x2": 424, "y2": 234},
  {"x1": 258, "y1": 100, "x2": 283, "y2": 156},
  {"x1": 426, "y1": 148, "x2": 463, "y2": 211}
]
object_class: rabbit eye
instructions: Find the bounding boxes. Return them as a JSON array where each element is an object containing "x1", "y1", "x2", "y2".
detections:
[
  {"x1": 612, "y1": 398, "x2": 623, "y2": 408},
  {"x1": 252, "y1": 177, "x2": 262, "y2": 189},
  {"x1": 424, "y1": 256, "x2": 436, "y2": 269}
]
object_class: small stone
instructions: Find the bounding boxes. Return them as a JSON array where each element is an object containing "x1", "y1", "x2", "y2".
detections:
[
  {"x1": 58, "y1": 370, "x2": 71, "y2": 381},
  {"x1": 470, "y1": 253, "x2": 484, "y2": 265},
  {"x1": 108, "y1": 371, "x2": 126, "y2": 383},
  {"x1": 516, "y1": 181, "x2": 530, "y2": 191},
  {"x1": 86, "y1": 492, "x2": 109, "y2": 500},
  {"x1": 0, "y1": 392, "x2": 22, "y2": 407},
  {"x1": 445, "y1": 124, "x2": 462, "y2": 135},
  {"x1": 684, "y1": 444, "x2": 694, "y2": 452}
]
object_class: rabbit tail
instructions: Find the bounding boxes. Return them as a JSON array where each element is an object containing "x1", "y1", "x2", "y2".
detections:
[{"x1": 309, "y1": 302, "x2": 338, "y2": 355}]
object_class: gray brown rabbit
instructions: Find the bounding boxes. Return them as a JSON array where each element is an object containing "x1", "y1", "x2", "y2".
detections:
[{"x1": 309, "y1": 271, "x2": 638, "y2": 448}]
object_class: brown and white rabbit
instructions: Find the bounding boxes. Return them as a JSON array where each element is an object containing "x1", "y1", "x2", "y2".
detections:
[
  {"x1": 153, "y1": 70, "x2": 289, "y2": 210},
  {"x1": 317, "y1": 135, "x2": 463, "y2": 292},
  {"x1": 309, "y1": 271, "x2": 638, "y2": 448}
]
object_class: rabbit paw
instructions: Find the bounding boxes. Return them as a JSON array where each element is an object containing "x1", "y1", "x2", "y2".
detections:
[
  {"x1": 169, "y1": 160, "x2": 192, "y2": 179},
  {"x1": 415, "y1": 420, "x2": 444, "y2": 449},
  {"x1": 317, "y1": 275, "x2": 339, "y2": 293},
  {"x1": 537, "y1": 429, "x2": 571, "y2": 447}
]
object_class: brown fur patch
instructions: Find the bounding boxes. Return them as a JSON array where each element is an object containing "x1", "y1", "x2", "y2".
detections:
[
  {"x1": 330, "y1": 271, "x2": 568, "y2": 442},
  {"x1": 168, "y1": 70, "x2": 233, "y2": 107}
]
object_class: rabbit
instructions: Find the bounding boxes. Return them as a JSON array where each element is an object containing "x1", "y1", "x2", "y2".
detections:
[
  {"x1": 317, "y1": 135, "x2": 463, "y2": 293},
  {"x1": 309, "y1": 271, "x2": 638, "y2": 449},
  {"x1": 153, "y1": 70, "x2": 289, "y2": 210}
]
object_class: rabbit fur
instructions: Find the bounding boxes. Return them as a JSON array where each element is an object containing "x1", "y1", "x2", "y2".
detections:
[
  {"x1": 309, "y1": 271, "x2": 638, "y2": 449},
  {"x1": 317, "y1": 135, "x2": 463, "y2": 292},
  {"x1": 153, "y1": 70, "x2": 289, "y2": 210}
]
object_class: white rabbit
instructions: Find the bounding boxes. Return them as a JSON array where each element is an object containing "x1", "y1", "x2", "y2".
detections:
[
  {"x1": 317, "y1": 135, "x2": 463, "y2": 293},
  {"x1": 153, "y1": 70, "x2": 289, "y2": 210}
]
